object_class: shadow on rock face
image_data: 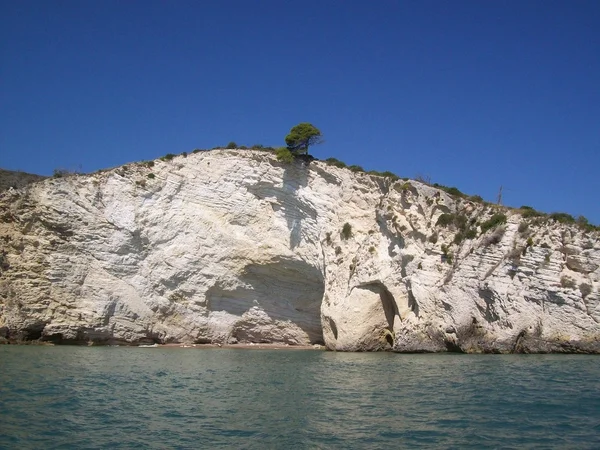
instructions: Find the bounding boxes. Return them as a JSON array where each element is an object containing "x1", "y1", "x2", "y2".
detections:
[
  {"x1": 281, "y1": 161, "x2": 311, "y2": 249},
  {"x1": 361, "y1": 282, "x2": 399, "y2": 333},
  {"x1": 324, "y1": 282, "x2": 399, "y2": 351},
  {"x1": 245, "y1": 160, "x2": 314, "y2": 250},
  {"x1": 205, "y1": 258, "x2": 325, "y2": 344}
]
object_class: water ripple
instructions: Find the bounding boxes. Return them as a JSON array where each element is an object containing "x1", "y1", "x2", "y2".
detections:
[{"x1": 1, "y1": 347, "x2": 599, "y2": 449}]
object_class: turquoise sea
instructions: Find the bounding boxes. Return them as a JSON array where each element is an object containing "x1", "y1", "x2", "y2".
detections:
[{"x1": 1, "y1": 346, "x2": 599, "y2": 449}]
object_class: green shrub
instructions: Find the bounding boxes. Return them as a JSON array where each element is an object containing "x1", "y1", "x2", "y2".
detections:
[
  {"x1": 579, "y1": 283, "x2": 592, "y2": 298},
  {"x1": 53, "y1": 168, "x2": 82, "y2": 178},
  {"x1": 560, "y1": 276, "x2": 576, "y2": 289},
  {"x1": 335, "y1": 246, "x2": 342, "y2": 255},
  {"x1": 239, "y1": 145, "x2": 248, "y2": 150},
  {"x1": 348, "y1": 165, "x2": 364, "y2": 173},
  {"x1": 520, "y1": 206, "x2": 542, "y2": 218},
  {"x1": 508, "y1": 246, "x2": 522, "y2": 261},
  {"x1": 325, "y1": 157, "x2": 347, "y2": 168},
  {"x1": 428, "y1": 232, "x2": 438, "y2": 244},
  {"x1": 147, "y1": 173, "x2": 155, "y2": 179},
  {"x1": 439, "y1": 243, "x2": 453, "y2": 263},
  {"x1": 275, "y1": 147, "x2": 294, "y2": 163},
  {"x1": 226, "y1": 142, "x2": 238, "y2": 149},
  {"x1": 521, "y1": 209, "x2": 539, "y2": 218},
  {"x1": 368, "y1": 170, "x2": 400, "y2": 181},
  {"x1": 380, "y1": 171, "x2": 400, "y2": 181},
  {"x1": 160, "y1": 153, "x2": 176, "y2": 161},
  {"x1": 464, "y1": 228, "x2": 477, "y2": 239},
  {"x1": 482, "y1": 226, "x2": 506, "y2": 246},
  {"x1": 518, "y1": 222, "x2": 529, "y2": 233},
  {"x1": 436, "y1": 214, "x2": 454, "y2": 227},
  {"x1": 181, "y1": 151, "x2": 187, "y2": 158},
  {"x1": 526, "y1": 237, "x2": 534, "y2": 247},
  {"x1": 250, "y1": 144, "x2": 275, "y2": 152},
  {"x1": 469, "y1": 195, "x2": 484, "y2": 203},
  {"x1": 192, "y1": 149, "x2": 202, "y2": 154},
  {"x1": 480, "y1": 213, "x2": 507, "y2": 234},
  {"x1": 433, "y1": 184, "x2": 465, "y2": 198},
  {"x1": 341, "y1": 223, "x2": 352, "y2": 240},
  {"x1": 575, "y1": 216, "x2": 599, "y2": 232},
  {"x1": 549, "y1": 212, "x2": 575, "y2": 224},
  {"x1": 440, "y1": 243, "x2": 456, "y2": 263},
  {"x1": 455, "y1": 215, "x2": 468, "y2": 230},
  {"x1": 369, "y1": 246, "x2": 376, "y2": 254},
  {"x1": 394, "y1": 181, "x2": 412, "y2": 192},
  {"x1": 445, "y1": 187, "x2": 464, "y2": 197},
  {"x1": 436, "y1": 213, "x2": 468, "y2": 230},
  {"x1": 576, "y1": 216, "x2": 598, "y2": 231}
]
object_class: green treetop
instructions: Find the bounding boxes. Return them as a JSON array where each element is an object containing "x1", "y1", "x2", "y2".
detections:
[{"x1": 285, "y1": 123, "x2": 323, "y2": 154}]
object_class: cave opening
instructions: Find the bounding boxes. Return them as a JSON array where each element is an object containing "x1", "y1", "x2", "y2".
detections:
[
  {"x1": 384, "y1": 330, "x2": 394, "y2": 347},
  {"x1": 206, "y1": 258, "x2": 325, "y2": 344}
]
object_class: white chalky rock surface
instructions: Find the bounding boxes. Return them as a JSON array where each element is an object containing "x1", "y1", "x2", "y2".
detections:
[{"x1": 0, "y1": 150, "x2": 598, "y2": 352}]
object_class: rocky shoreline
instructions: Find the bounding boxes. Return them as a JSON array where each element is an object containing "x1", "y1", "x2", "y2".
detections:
[
  {"x1": 0, "y1": 338, "x2": 324, "y2": 351},
  {"x1": 2, "y1": 336, "x2": 598, "y2": 354}
]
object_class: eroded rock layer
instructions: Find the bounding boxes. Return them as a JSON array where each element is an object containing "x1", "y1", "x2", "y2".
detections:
[{"x1": 1, "y1": 150, "x2": 599, "y2": 352}]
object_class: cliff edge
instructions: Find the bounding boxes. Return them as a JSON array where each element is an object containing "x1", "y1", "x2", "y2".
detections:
[{"x1": 1, "y1": 150, "x2": 598, "y2": 352}]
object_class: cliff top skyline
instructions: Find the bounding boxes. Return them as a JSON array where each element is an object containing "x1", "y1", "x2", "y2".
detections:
[{"x1": 1, "y1": 0, "x2": 599, "y2": 223}]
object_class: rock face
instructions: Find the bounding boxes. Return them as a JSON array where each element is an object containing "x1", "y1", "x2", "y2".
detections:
[{"x1": 1, "y1": 151, "x2": 599, "y2": 352}]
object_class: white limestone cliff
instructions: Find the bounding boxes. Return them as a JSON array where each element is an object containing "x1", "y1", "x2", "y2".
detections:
[{"x1": 1, "y1": 150, "x2": 599, "y2": 352}]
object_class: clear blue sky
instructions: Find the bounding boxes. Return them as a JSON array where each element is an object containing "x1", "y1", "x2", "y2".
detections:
[{"x1": 1, "y1": 1, "x2": 599, "y2": 223}]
